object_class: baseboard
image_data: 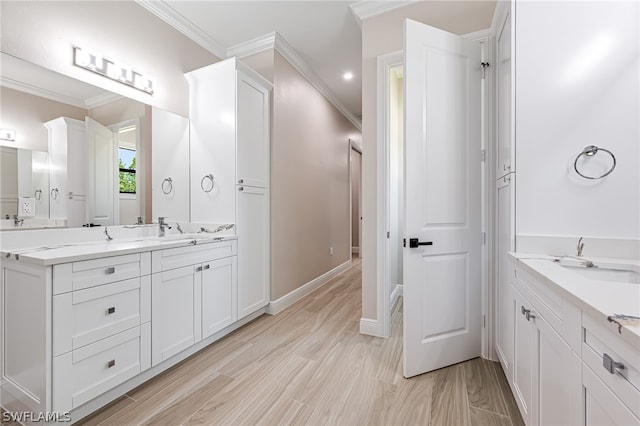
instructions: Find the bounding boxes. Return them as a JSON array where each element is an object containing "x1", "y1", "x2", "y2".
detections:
[
  {"x1": 265, "y1": 259, "x2": 352, "y2": 315},
  {"x1": 359, "y1": 318, "x2": 383, "y2": 337},
  {"x1": 390, "y1": 284, "x2": 403, "y2": 310},
  {"x1": 351, "y1": 247, "x2": 360, "y2": 254}
]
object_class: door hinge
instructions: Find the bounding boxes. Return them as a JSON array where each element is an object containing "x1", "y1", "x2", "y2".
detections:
[
  {"x1": 482, "y1": 232, "x2": 486, "y2": 245},
  {"x1": 483, "y1": 315, "x2": 486, "y2": 328},
  {"x1": 481, "y1": 149, "x2": 486, "y2": 163},
  {"x1": 387, "y1": 231, "x2": 390, "y2": 239},
  {"x1": 481, "y1": 62, "x2": 490, "y2": 79}
]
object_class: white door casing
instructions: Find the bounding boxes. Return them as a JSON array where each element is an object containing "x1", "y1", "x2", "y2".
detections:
[
  {"x1": 86, "y1": 117, "x2": 117, "y2": 226},
  {"x1": 403, "y1": 19, "x2": 482, "y2": 378}
]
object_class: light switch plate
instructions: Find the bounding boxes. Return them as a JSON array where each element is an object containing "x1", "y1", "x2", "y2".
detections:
[{"x1": 18, "y1": 197, "x2": 35, "y2": 217}]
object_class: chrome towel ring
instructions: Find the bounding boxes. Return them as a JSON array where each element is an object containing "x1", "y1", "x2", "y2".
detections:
[
  {"x1": 201, "y1": 174, "x2": 215, "y2": 193},
  {"x1": 574, "y1": 145, "x2": 616, "y2": 180},
  {"x1": 161, "y1": 177, "x2": 173, "y2": 194}
]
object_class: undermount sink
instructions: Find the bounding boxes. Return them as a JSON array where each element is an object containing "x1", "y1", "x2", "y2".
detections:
[
  {"x1": 555, "y1": 258, "x2": 640, "y2": 284},
  {"x1": 145, "y1": 234, "x2": 215, "y2": 242}
]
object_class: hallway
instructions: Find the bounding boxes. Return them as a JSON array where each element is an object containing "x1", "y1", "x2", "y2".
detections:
[{"x1": 76, "y1": 258, "x2": 523, "y2": 425}]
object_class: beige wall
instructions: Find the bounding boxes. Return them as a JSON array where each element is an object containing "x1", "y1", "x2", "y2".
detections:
[
  {"x1": 1, "y1": 1, "x2": 219, "y2": 116},
  {"x1": 361, "y1": 2, "x2": 495, "y2": 320},
  {"x1": 0, "y1": 87, "x2": 87, "y2": 151},
  {"x1": 243, "y1": 50, "x2": 361, "y2": 300}
]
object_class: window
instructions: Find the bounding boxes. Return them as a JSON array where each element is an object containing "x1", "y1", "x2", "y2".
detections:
[{"x1": 119, "y1": 147, "x2": 136, "y2": 193}]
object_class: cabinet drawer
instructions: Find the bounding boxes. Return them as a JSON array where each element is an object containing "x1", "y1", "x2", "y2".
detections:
[
  {"x1": 583, "y1": 314, "x2": 640, "y2": 419},
  {"x1": 151, "y1": 239, "x2": 237, "y2": 273},
  {"x1": 53, "y1": 252, "x2": 151, "y2": 294},
  {"x1": 53, "y1": 324, "x2": 151, "y2": 412},
  {"x1": 584, "y1": 363, "x2": 640, "y2": 425},
  {"x1": 53, "y1": 276, "x2": 151, "y2": 356}
]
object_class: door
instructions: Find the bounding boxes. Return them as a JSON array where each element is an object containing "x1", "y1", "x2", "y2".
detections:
[
  {"x1": 403, "y1": 19, "x2": 482, "y2": 377},
  {"x1": 201, "y1": 256, "x2": 237, "y2": 338},
  {"x1": 513, "y1": 288, "x2": 533, "y2": 424},
  {"x1": 86, "y1": 117, "x2": 117, "y2": 226}
]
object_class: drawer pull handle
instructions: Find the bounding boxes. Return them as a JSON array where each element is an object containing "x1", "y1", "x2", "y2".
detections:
[
  {"x1": 107, "y1": 360, "x2": 116, "y2": 368},
  {"x1": 603, "y1": 353, "x2": 625, "y2": 375},
  {"x1": 196, "y1": 266, "x2": 202, "y2": 272},
  {"x1": 521, "y1": 306, "x2": 535, "y2": 321},
  {"x1": 105, "y1": 267, "x2": 116, "y2": 275},
  {"x1": 204, "y1": 264, "x2": 210, "y2": 270},
  {"x1": 107, "y1": 307, "x2": 116, "y2": 315}
]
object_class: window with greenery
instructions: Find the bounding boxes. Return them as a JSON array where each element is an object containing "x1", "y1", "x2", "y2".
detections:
[{"x1": 119, "y1": 147, "x2": 136, "y2": 193}]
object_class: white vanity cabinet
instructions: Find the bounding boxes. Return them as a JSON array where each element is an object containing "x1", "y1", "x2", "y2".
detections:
[
  {"x1": 151, "y1": 240, "x2": 238, "y2": 366},
  {"x1": 45, "y1": 117, "x2": 86, "y2": 227}
]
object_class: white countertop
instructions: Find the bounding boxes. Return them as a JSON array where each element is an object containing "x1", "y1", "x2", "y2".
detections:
[
  {"x1": 510, "y1": 252, "x2": 640, "y2": 350},
  {"x1": 1, "y1": 234, "x2": 238, "y2": 266}
]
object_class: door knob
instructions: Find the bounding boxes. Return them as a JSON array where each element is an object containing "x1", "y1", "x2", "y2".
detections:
[{"x1": 409, "y1": 238, "x2": 433, "y2": 248}]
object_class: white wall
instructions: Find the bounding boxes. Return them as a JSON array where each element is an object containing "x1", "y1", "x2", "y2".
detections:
[{"x1": 515, "y1": 1, "x2": 639, "y2": 240}]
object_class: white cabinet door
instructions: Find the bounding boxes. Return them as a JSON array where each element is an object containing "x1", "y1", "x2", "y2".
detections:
[
  {"x1": 151, "y1": 107, "x2": 190, "y2": 222},
  {"x1": 236, "y1": 70, "x2": 270, "y2": 188},
  {"x1": 496, "y1": 175, "x2": 515, "y2": 380},
  {"x1": 496, "y1": 9, "x2": 513, "y2": 178},
  {"x1": 151, "y1": 266, "x2": 199, "y2": 366},
  {"x1": 201, "y1": 256, "x2": 237, "y2": 339},
  {"x1": 513, "y1": 287, "x2": 534, "y2": 424},
  {"x1": 186, "y1": 59, "x2": 237, "y2": 224},
  {"x1": 237, "y1": 186, "x2": 269, "y2": 319}
]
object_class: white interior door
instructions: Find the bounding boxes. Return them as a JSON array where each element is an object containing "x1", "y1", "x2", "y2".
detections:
[
  {"x1": 403, "y1": 19, "x2": 482, "y2": 378},
  {"x1": 86, "y1": 117, "x2": 117, "y2": 226}
]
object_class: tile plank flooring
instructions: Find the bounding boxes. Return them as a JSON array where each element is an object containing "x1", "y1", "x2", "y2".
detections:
[{"x1": 72, "y1": 257, "x2": 524, "y2": 426}]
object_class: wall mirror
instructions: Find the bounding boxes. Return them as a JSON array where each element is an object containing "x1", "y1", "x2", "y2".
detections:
[{"x1": 0, "y1": 53, "x2": 186, "y2": 228}]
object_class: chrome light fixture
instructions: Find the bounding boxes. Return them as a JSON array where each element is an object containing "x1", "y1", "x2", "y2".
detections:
[{"x1": 73, "y1": 46, "x2": 155, "y2": 95}]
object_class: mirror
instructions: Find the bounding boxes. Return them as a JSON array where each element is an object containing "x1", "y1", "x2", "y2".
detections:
[{"x1": 0, "y1": 54, "x2": 183, "y2": 228}]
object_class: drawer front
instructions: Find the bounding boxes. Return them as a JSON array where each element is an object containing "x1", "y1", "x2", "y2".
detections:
[
  {"x1": 53, "y1": 277, "x2": 151, "y2": 356},
  {"x1": 584, "y1": 363, "x2": 640, "y2": 425},
  {"x1": 53, "y1": 324, "x2": 151, "y2": 412},
  {"x1": 151, "y1": 239, "x2": 237, "y2": 273},
  {"x1": 53, "y1": 253, "x2": 143, "y2": 294},
  {"x1": 583, "y1": 314, "x2": 640, "y2": 418}
]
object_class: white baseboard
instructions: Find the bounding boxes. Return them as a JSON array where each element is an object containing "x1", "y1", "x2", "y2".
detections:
[
  {"x1": 359, "y1": 318, "x2": 383, "y2": 337},
  {"x1": 351, "y1": 247, "x2": 360, "y2": 254},
  {"x1": 390, "y1": 284, "x2": 403, "y2": 310},
  {"x1": 265, "y1": 259, "x2": 351, "y2": 315}
]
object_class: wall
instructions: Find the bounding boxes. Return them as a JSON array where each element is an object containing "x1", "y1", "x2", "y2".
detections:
[
  {"x1": 0, "y1": 87, "x2": 87, "y2": 151},
  {"x1": 243, "y1": 50, "x2": 361, "y2": 301},
  {"x1": 0, "y1": 1, "x2": 219, "y2": 117},
  {"x1": 361, "y1": 1, "x2": 495, "y2": 321},
  {"x1": 351, "y1": 148, "x2": 361, "y2": 252},
  {"x1": 515, "y1": 1, "x2": 639, "y2": 240}
]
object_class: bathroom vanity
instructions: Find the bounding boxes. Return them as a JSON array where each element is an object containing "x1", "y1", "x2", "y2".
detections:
[
  {"x1": 500, "y1": 253, "x2": 640, "y2": 425},
  {"x1": 0, "y1": 234, "x2": 264, "y2": 424}
]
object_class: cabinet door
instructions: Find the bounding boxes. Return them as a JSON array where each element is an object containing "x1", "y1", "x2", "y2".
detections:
[
  {"x1": 237, "y1": 186, "x2": 269, "y2": 319},
  {"x1": 151, "y1": 107, "x2": 190, "y2": 222},
  {"x1": 151, "y1": 266, "x2": 198, "y2": 366},
  {"x1": 201, "y1": 256, "x2": 237, "y2": 339},
  {"x1": 236, "y1": 70, "x2": 270, "y2": 188},
  {"x1": 496, "y1": 175, "x2": 515, "y2": 380},
  {"x1": 584, "y1": 364, "x2": 640, "y2": 426},
  {"x1": 513, "y1": 288, "x2": 533, "y2": 424},
  {"x1": 496, "y1": 10, "x2": 513, "y2": 178}
]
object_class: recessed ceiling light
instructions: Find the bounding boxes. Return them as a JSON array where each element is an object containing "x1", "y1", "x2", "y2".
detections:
[{"x1": 343, "y1": 71, "x2": 353, "y2": 81}]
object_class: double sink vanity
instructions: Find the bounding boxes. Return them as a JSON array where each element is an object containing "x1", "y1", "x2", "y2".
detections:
[{"x1": 500, "y1": 249, "x2": 640, "y2": 425}]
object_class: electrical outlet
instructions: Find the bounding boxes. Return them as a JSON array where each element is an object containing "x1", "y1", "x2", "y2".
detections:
[
  {"x1": 18, "y1": 197, "x2": 35, "y2": 217},
  {"x1": 330, "y1": 246, "x2": 334, "y2": 256}
]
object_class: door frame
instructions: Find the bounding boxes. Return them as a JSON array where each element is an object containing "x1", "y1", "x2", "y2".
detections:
[
  {"x1": 374, "y1": 29, "x2": 495, "y2": 358},
  {"x1": 349, "y1": 140, "x2": 363, "y2": 259}
]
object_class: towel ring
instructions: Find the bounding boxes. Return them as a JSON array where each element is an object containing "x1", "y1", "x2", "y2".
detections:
[
  {"x1": 201, "y1": 174, "x2": 215, "y2": 193},
  {"x1": 34, "y1": 189, "x2": 42, "y2": 200},
  {"x1": 574, "y1": 145, "x2": 616, "y2": 180},
  {"x1": 161, "y1": 177, "x2": 173, "y2": 194}
]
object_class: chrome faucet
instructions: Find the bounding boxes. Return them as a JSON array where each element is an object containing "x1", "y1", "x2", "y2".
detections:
[
  {"x1": 158, "y1": 217, "x2": 169, "y2": 237},
  {"x1": 104, "y1": 227, "x2": 113, "y2": 241},
  {"x1": 13, "y1": 215, "x2": 23, "y2": 227},
  {"x1": 577, "y1": 237, "x2": 584, "y2": 257},
  {"x1": 175, "y1": 223, "x2": 184, "y2": 234}
]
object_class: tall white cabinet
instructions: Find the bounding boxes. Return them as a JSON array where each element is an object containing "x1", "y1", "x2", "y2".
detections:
[
  {"x1": 45, "y1": 117, "x2": 87, "y2": 227},
  {"x1": 186, "y1": 57, "x2": 272, "y2": 321}
]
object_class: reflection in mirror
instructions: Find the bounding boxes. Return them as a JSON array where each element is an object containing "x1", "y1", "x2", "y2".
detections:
[{"x1": 0, "y1": 54, "x2": 180, "y2": 228}]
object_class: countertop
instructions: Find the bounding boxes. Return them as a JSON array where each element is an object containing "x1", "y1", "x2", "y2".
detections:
[
  {"x1": 1, "y1": 234, "x2": 238, "y2": 266},
  {"x1": 510, "y1": 253, "x2": 640, "y2": 350}
]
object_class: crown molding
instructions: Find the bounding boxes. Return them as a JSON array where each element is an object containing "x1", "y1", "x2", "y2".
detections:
[
  {"x1": 0, "y1": 76, "x2": 88, "y2": 109},
  {"x1": 135, "y1": 0, "x2": 227, "y2": 59},
  {"x1": 84, "y1": 91, "x2": 124, "y2": 109},
  {"x1": 349, "y1": 1, "x2": 418, "y2": 28},
  {"x1": 229, "y1": 32, "x2": 362, "y2": 131},
  {"x1": 462, "y1": 28, "x2": 491, "y2": 43}
]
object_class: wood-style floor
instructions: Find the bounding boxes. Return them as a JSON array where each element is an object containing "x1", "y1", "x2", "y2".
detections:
[{"x1": 66, "y1": 257, "x2": 524, "y2": 425}]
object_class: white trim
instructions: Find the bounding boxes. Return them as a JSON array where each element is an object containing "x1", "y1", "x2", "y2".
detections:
[
  {"x1": 84, "y1": 92, "x2": 124, "y2": 109},
  {"x1": 390, "y1": 284, "x2": 403, "y2": 310},
  {"x1": 359, "y1": 318, "x2": 383, "y2": 337},
  {"x1": 0, "y1": 76, "x2": 87, "y2": 109},
  {"x1": 265, "y1": 260, "x2": 351, "y2": 315},
  {"x1": 351, "y1": 247, "x2": 360, "y2": 254},
  {"x1": 228, "y1": 32, "x2": 362, "y2": 131},
  {"x1": 134, "y1": 0, "x2": 227, "y2": 59},
  {"x1": 462, "y1": 28, "x2": 492, "y2": 43},
  {"x1": 349, "y1": 1, "x2": 419, "y2": 28}
]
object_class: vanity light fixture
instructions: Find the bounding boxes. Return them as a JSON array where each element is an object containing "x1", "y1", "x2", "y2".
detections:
[
  {"x1": 0, "y1": 129, "x2": 16, "y2": 142},
  {"x1": 73, "y1": 46, "x2": 155, "y2": 95}
]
